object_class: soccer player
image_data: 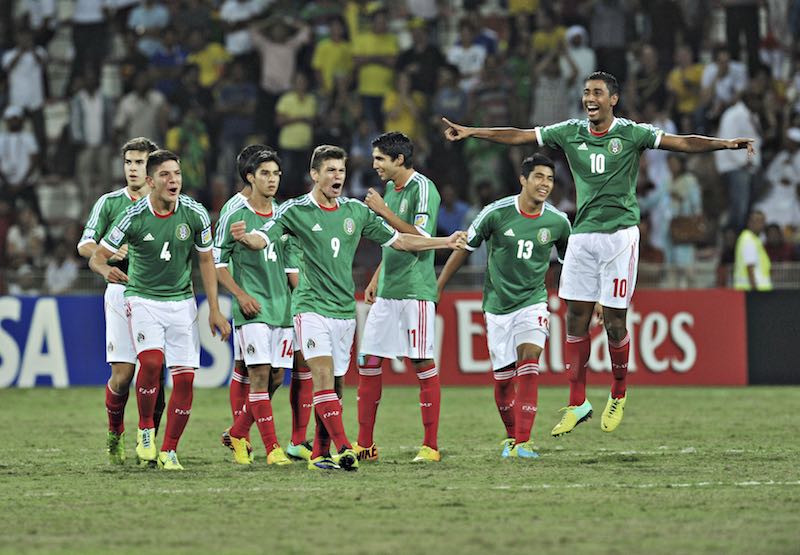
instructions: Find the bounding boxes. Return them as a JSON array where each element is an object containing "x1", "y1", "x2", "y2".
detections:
[
  {"x1": 89, "y1": 150, "x2": 231, "y2": 470},
  {"x1": 442, "y1": 71, "x2": 754, "y2": 435},
  {"x1": 438, "y1": 154, "x2": 570, "y2": 458},
  {"x1": 77, "y1": 137, "x2": 163, "y2": 465},
  {"x1": 355, "y1": 131, "x2": 442, "y2": 463},
  {"x1": 232, "y1": 145, "x2": 466, "y2": 471},
  {"x1": 215, "y1": 150, "x2": 295, "y2": 466}
]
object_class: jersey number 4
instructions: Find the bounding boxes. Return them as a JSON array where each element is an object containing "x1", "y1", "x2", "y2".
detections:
[
  {"x1": 160, "y1": 241, "x2": 172, "y2": 261},
  {"x1": 590, "y1": 152, "x2": 606, "y2": 174}
]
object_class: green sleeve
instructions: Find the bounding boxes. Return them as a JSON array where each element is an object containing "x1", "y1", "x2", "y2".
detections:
[
  {"x1": 537, "y1": 119, "x2": 573, "y2": 149},
  {"x1": 413, "y1": 181, "x2": 440, "y2": 236},
  {"x1": 194, "y1": 205, "x2": 213, "y2": 251},
  {"x1": 214, "y1": 209, "x2": 236, "y2": 267},
  {"x1": 80, "y1": 195, "x2": 110, "y2": 245},
  {"x1": 632, "y1": 122, "x2": 664, "y2": 150},
  {"x1": 282, "y1": 235, "x2": 301, "y2": 272},
  {"x1": 361, "y1": 203, "x2": 398, "y2": 246},
  {"x1": 466, "y1": 206, "x2": 493, "y2": 250}
]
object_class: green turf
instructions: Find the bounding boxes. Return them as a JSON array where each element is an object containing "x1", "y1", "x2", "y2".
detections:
[{"x1": 1, "y1": 386, "x2": 798, "y2": 555}]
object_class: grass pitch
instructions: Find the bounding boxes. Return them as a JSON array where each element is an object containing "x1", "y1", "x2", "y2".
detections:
[{"x1": 1, "y1": 386, "x2": 798, "y2": 555}]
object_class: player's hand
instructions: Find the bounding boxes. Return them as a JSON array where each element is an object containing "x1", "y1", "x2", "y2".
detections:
[
  {"x1": 448, "y1": 230, "x2": 468, "y2": 250},
  {"x1": 365, "y1": 188, "x2": 387, "y2": 214},
  {"x1": 109, "y1": 243, "x2": 129, "y2": 262},
  {"x1": 442, "y1": 117, "x2": 472, "y2": 141},
  {"x1": 237, "y1": 293, "x2": 261, "y2": 318},
  {"x1": 230, "y1": 221, "x2": 247, "y2": 241},
  {"x1": 104, "y1": 266, "x2": 129, "y2": 284},
  {"x1": 364, "y1": 280, "x2": 377, "y2": 305},
  {"x1": 592, "y1": 302, "x2": 604, "y2": 328},
  {"x1": 727, "y1": 137, "x2": 755, "y2": 157},
  {"x1": 209, "y1": 309, "x2": 232, "y2": 341}
]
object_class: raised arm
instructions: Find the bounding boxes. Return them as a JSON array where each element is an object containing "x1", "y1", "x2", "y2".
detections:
[
  {"x1": 442, "y1": 117, "x2": 537, "y2": 145},
  {"x1": 231, "y1": 220, "x2": 268, "y2": 250},
  {"x1": 659, "y1": 133, "x2": 754, "y2": 154},
  {"x1": 365, "y1": 188, "x2": 421, "y2": 235}
]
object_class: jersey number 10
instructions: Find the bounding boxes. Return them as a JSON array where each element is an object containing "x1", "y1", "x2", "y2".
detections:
[{"x1": 590, "y1": 153, "x2": 606, "y2": 174}]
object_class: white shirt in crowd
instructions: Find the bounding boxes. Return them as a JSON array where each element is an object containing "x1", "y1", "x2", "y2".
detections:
[
  {"x1": 1, "y1": 47, "x2": 48, "y2": 111},
  {"x1": 0, "y1": 130, "x2": 39, "y2": 186},
  {"x1": 714, "y1": 101, "x2": 762, "y2": 173}
]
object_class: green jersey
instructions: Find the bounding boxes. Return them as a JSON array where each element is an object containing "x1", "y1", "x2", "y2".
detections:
[
  {"x1": 377, "y1": 171, "x2": 440, "y2": 301},
  {"x1": 220, "y1": 191, "x2": 248, "y2": 216},
  {"x1": 536, "y1": 117, "x2": 663, "y2": 234},
  {"x1": 102, "y1": 194, "x2": 213, "y2": 301},
  {"x1": 256, "y1": 193, "x2": 398, "y2": 319},
  {"x1": 79, "y1": 187, "x2": 138, "y2": 274},
  {"x1": 466, "y1": 196, "x2": 571, "y2": 315},
  {"x1": 215, "y1": 200, "x2": 295, "y2": 327}
]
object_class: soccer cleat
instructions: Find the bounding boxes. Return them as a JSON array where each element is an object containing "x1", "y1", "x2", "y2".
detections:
[
  {"x1": 601, "y1": 394, "x2": 627, "y2": 432},
  {"x1": 135, "y1": 427, "x2": 157, "y2": 463},
  {"x1": 551, "y1": 400, "x2": 593, "y2": 437},
  {"x1": 107, "y1": 431, "x2": 126, "y2": 465},
  {"x1": 286, "y1": 440, "x2": 313, "y2": 461},
  {"x1": 500, "y1": 438, "x2": 514, "y2": 458},
  {"x1": 222, "y1": 428, "x2": 254, "y2": 462},
  {"x1": 266, "y1": 447, "x2": 292, "y2": 466},
  {"x1": 353, "y1": 442, "x2": 379, "y2": 461},
  {"x1": 510, "y1": 441, "x2": 540, "y2": 459},
  {"x1": 157, "y1": 450, "x2": 184, "y2": 470},
  {"x1": 307, "y1": 456, "x2": 340, "y2": 471},
  {"x1": 412, "y1": 445, "x2": 441, "y2": 463},
  {"x1": 229, "y1": 435, "x2": 253, "y2": 465},
  {"x1": 337, "y1": 448, "x2": 359, "y2": 471}
]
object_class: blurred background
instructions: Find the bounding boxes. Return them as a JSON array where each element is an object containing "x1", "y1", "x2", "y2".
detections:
[{"x1": 1, "y1": 0, "x2": 800, "y2": 295}]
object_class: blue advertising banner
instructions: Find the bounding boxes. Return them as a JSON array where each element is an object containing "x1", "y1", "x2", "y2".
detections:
[{"x1": 0, "y1": 295, "x2": 235, "y2": 387}]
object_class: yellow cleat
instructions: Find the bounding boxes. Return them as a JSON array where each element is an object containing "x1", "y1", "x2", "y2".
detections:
[
  {"x1": 266, "y1": 446, "x2": 292, "y2": 466},
  {"x1": 157, "y1": 450, "x2": 184, "y2": 470},
  {"x1": 500, "y1": 437, "x2": 514, "y2": 457},
  {"x1": 412, "y1": 445, "x2": 441, "y2": 463},
  {"x1": 229, "y1": 435, "x2": 253, "y2": 465},
  {"x1": 107, "y1": 431, "x2": 126, "y2": 465},
  {"x1": 135, "y1": 428, "x2": 157, "y2": 463},
  {"x1": 337, "y1": 448, "x2": 359, "y2": 471},
  {"x1": 353, "y1": 442, "x2": 379, "y2": 461},
  {"x1": 307, "y1": 456, "x2": 340, "y2": 471},
  {"x1": 509, "y1": 440, "x2": 539, "y2": 459},
  {"x1": 551, "y1": 400, "x2": 593, "y2": 437},
  {"x1": 601, "y1": 394, "x2": 627, "y2": 432},
  {"x1": 286, "y1": 441, "x2": 313, "y2": 461}
]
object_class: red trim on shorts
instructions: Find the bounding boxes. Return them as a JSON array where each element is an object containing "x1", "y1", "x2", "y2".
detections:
[{"x1": 626, "y1": 240, "x2": 637, "y2": 303}]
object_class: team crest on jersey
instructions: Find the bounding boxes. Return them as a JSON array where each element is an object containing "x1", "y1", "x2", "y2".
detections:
[
  {"x1": 399, "y1": 199, "x2": 409, "y2": 214},
  {"x1": 280, "y1": 234, "x2": 289, "y2": 242},
  {"x1": 608, "y1": 138, "x2": 623, "y2": 155},
  {"x1": 176, "y1": 223, "x2": 191, "y2": 241},
  {"x1": 343, "y1": 218, "x2": 355, "y2": 235},
  {"x1": 537, "y1": 228, "x2": 551, "y2": 244},
  {"x1": 247, "y1": 344, "x2": 255, "y2": 355}
]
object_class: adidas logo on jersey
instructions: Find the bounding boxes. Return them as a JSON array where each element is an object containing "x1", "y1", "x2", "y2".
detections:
[
  {"x1": 143, "y1": 233, "x2": 155, "y2": 241},
  {"x1": 578, "y1": 142, "x2": 588, "y2": 150},
  {"x1": 311, "y1": 223, "x2": 322, "y2": 232},
  {"x1": 504, "y1": 228, "x2": 515, "y2": 237}
]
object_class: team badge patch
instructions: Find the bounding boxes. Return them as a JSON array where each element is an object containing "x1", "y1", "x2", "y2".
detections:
[
  {"x1": 399, "y1": 199, "x2": 409, "y2": 214},
  {"x1": 537, "y1": 228, "x2": 551, "y2": 244},
  {"x1": 414, "y1": 214, "x2": 429, "y2": 228},
  {"x1": 343, "y1": 218, "x2": 355, "y2": 235},
  {"x1": 306, "y1": 338, "x2": 316, "y2": 350},
  {"x1": 108, "y1": 227, "x2": 124, "y2": 245},
  {"x1": 608, "y1": 138, "x2": 623, "y2": 155},
  {"x1": 176, "y1": 223, "x2": 191, "y2": 241},
  {"x1": 137, "y1": 332, "x2": 145, "y2": 343},
  {"x1": 201, "y1": 226, "x2": 212, "y2": 244}
]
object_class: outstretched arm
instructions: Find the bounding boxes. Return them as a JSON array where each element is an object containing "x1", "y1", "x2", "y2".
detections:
[
  {"x1": 442, "y1": 117, "x2": 537, "y2": 145},
  {"x1": 391, "y1": 231, "x2": 467, "y2": 252},
  {"x1": 659, "y1": 133, "x2": 754, "y2": 154}
]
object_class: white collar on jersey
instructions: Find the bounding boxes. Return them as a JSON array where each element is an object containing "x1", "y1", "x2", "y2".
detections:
[
  {"x1": 146, "y1": 193, "x2": 180, "y2": 216},
  {"x1": 308, "y1": 191, "x2": 340, "y2": 210},
  {"x1": 392, "y1": 170, "x2": 419, "y2": 190},
  {"x1": 514, "y1": 195, "x2": 544, "y2": 218}
]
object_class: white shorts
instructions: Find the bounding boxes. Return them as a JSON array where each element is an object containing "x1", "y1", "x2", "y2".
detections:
[
  {"x1": 104, "y1": 283, "x2": 136, "y2": 364},
  {"x1": 127, "y1": 296, "x2": 199, "y2": 368},
  {"x1": 558, "y1": 226, "x2": 639, "y2": 309},
  {"x1": 294, "y1": 312, "x2": 355, "y2": 377},
  {"x1": 232, "y1": 323, "x2": 241, "y2": 361},
  {"x1": 236, "y1": 323, "x2": 295, "y2": 368},
  {"x1": 485, "y1": 303, "x2": 549, "y2": 370},
  {"x1": 359, "y1": 298, "x2": 436, "y2": 360}
]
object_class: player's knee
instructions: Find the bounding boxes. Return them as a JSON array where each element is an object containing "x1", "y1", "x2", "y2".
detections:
[
  {"x1": 358, "y1": 353, "x2": 383, "y2": 374},
  {"x1": 517, "y1": 343, "x2": 542, "y2": 362},
  {"x1": 248, "y1": 366, "x2": 270, "y2": 389},
  {"x1": 138, "y1": 350, "x2": 164, "y2": 377}
]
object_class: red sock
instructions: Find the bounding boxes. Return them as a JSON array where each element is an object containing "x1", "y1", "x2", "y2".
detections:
[
  {"x1": 229, "y1": 365, "x2": 249, "y2": 421},
  {"x1": 230, "y1": 399, "x2": 254, "y2": 439},
  {"x1": 357, "y1": 361, "x2": 382, "y2": 447},
  {"x1": 566, "y1": 335, "x2": 591, "y2": 406},
  {"x1": 161, "y1": 367, "x2": 194, "y2": 452},
  {"x1": 106, "y1": 382, "x2": 128, "y2": 434},
  {"x1": 513, "y1": 359, "x2": 539, "y2": 443},
  {"x1": 289, "y1": 368, "x2": 313, "y2": 444},
  {"x1": 311, "y1": 408, "x2": 331, "y2": 459},
  {"x1": 313, "y1": 389, "x2": 351, "y2": 453},
  {"x1": 609, "y1": 333, "x2": 630, "y2": 399},
  {"x1": 493, "y1": 366, "x2": 516, "y2": 438},
  {"x1": 416, "y1": 364, "x2": 440, "y2": 451},
  {"x1": 136, "y1": 349, "x2": 163, "y2": 429},
  {"x1": 248, "y1": 392, "x2": 278, "y2": 454}
]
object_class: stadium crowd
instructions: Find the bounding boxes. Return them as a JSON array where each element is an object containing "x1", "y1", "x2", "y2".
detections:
[{"x1": 2, "y1": 0, "x2": 800, "y2": 294}]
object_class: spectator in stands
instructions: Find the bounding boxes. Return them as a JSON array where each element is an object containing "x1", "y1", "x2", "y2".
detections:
[
  {"x1": 127, "y1": 0, "x2": 170, "y2": 58},
  {"x1": 165, "y1": 101, "x2": 210, "y2": 197},
  {"x1": 531, "y1": 6, "x2": 566, "y2": 56},
  {"x1": 715, "y1": 89, "x2": 763, "y2": 231},
  {"x1": 396, "y1": 18, "x2": 446, "y2": 98},
  {"x1": 44, "y1": 240, "x2": 80, "y2": 295},
  {"x1": 186, "y1": 28, "x2": 232, "y2": 89},
  {"x1": 446, "y1": 19, "x2": 487, "y2": 93},
  {"x1": 346, "y1": 118, "x2": 380, "y2": 199},
  {"x1": 170, "y1": 65, "x2": 214, "y2": 122},
  {"x1": 665, "y1": 154, "x2": 703, "y2": 287},
  {"x1": 219, "y1": 0, "x2": 266, "y2": 75},
  {"x1": 69, "y1": 0, "x2": 111, "y2": 89},
  {"x1": 214, "y1": 61, "x2": 258, "y2": 185},
  {"x1": 19, "y1": 0, "x2": 57, "y2": 47},
  {"x1": 8, "y1": 264, "x2": 40, "y2": 296},
  {"x1": 69, "y1": 71, "x2": 114, "y2": 203},
  {"x1": 2, "y1": 26, "x2": 47, "y2": 171},
  {"x1": 530, "y1": 43, "x2": 577, "y2": 126},
  {"x1": 561, "y1": 25, "x2": 596, "y2": 119},
  {"x1": 382, "y1": 71, "x2": 426, "y2": 145},
  {"x1": 700, "y1": 44, "x2": 747, "y2": 128},
  {"x1": 589, "y1": 0, "x2": 630, "y2": 83},
  {"x1": 431, "y1": 64, "x2": 468, "y2": 127},
  {"x1": 0, "y1": 106, "x2": 39, "y2": 212},
  {"x1": 6, "y1": 204, "x2": 46, "y2": 270},
  {"x1": 666, "y1": 45, "x2": 705, "y2": 133},
  {"x1": 734, "y1": 210, "x2": 773, "y2": 290},
  {"x1": 116, "y1": 31, "x2": 150, "y2": 94},
  {"x1": 312, "y1": 16, "x2": 352, "y2": 96},
  {"x1": 764, "y1": 223, "x2": 795, "y2": 262},
  {"x1": 461, "y1": 7, "x2": 499, "y2": 55},
  {"x1": 275, "y1": 71, "x2": 316, "y2": 197},
  {"x1": 114, "y1": 72, "x2": 169, "y2": 148},
  {"x1": 437, "y1": 184, "x2": 470, "y2": 236},
  {"x1": 149, "y1": 26, "x2": 188, "y2": 98},
  {"x1": 722, "y1": 0, "x2": 760, "y2": 73},
  {"x1": 755, "y1": 128, "x2": 800, "y2": 230},
  {"x1": 627, "y1": 44, "x2": 667, "y2": 115}
]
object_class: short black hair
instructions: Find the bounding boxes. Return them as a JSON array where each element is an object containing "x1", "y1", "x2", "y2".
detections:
[
  {"x1": 237, "y1": 144, "x2": 273, "y2": 184},
  {"x1": 121, "y1": 137, "x2": 158, "y2": 157},
  {"x1": 310, "y1": 145, "x2": 347, "y2": 171},
  {"x1": 371, "y1": 131, "x2": 414, "y2": 168},
  {"x1": 585, "y1": 71, "x2": 619, "y2": 97},
  {"x1": 246, "y1": 150, "x2": 282, "y2": 176},
  {"x1": 520, "y1": 154, "x2": 555, "y2": 177},
  {"x1": 146, "y1": 149, "x2": 180, "y2": 176}
]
